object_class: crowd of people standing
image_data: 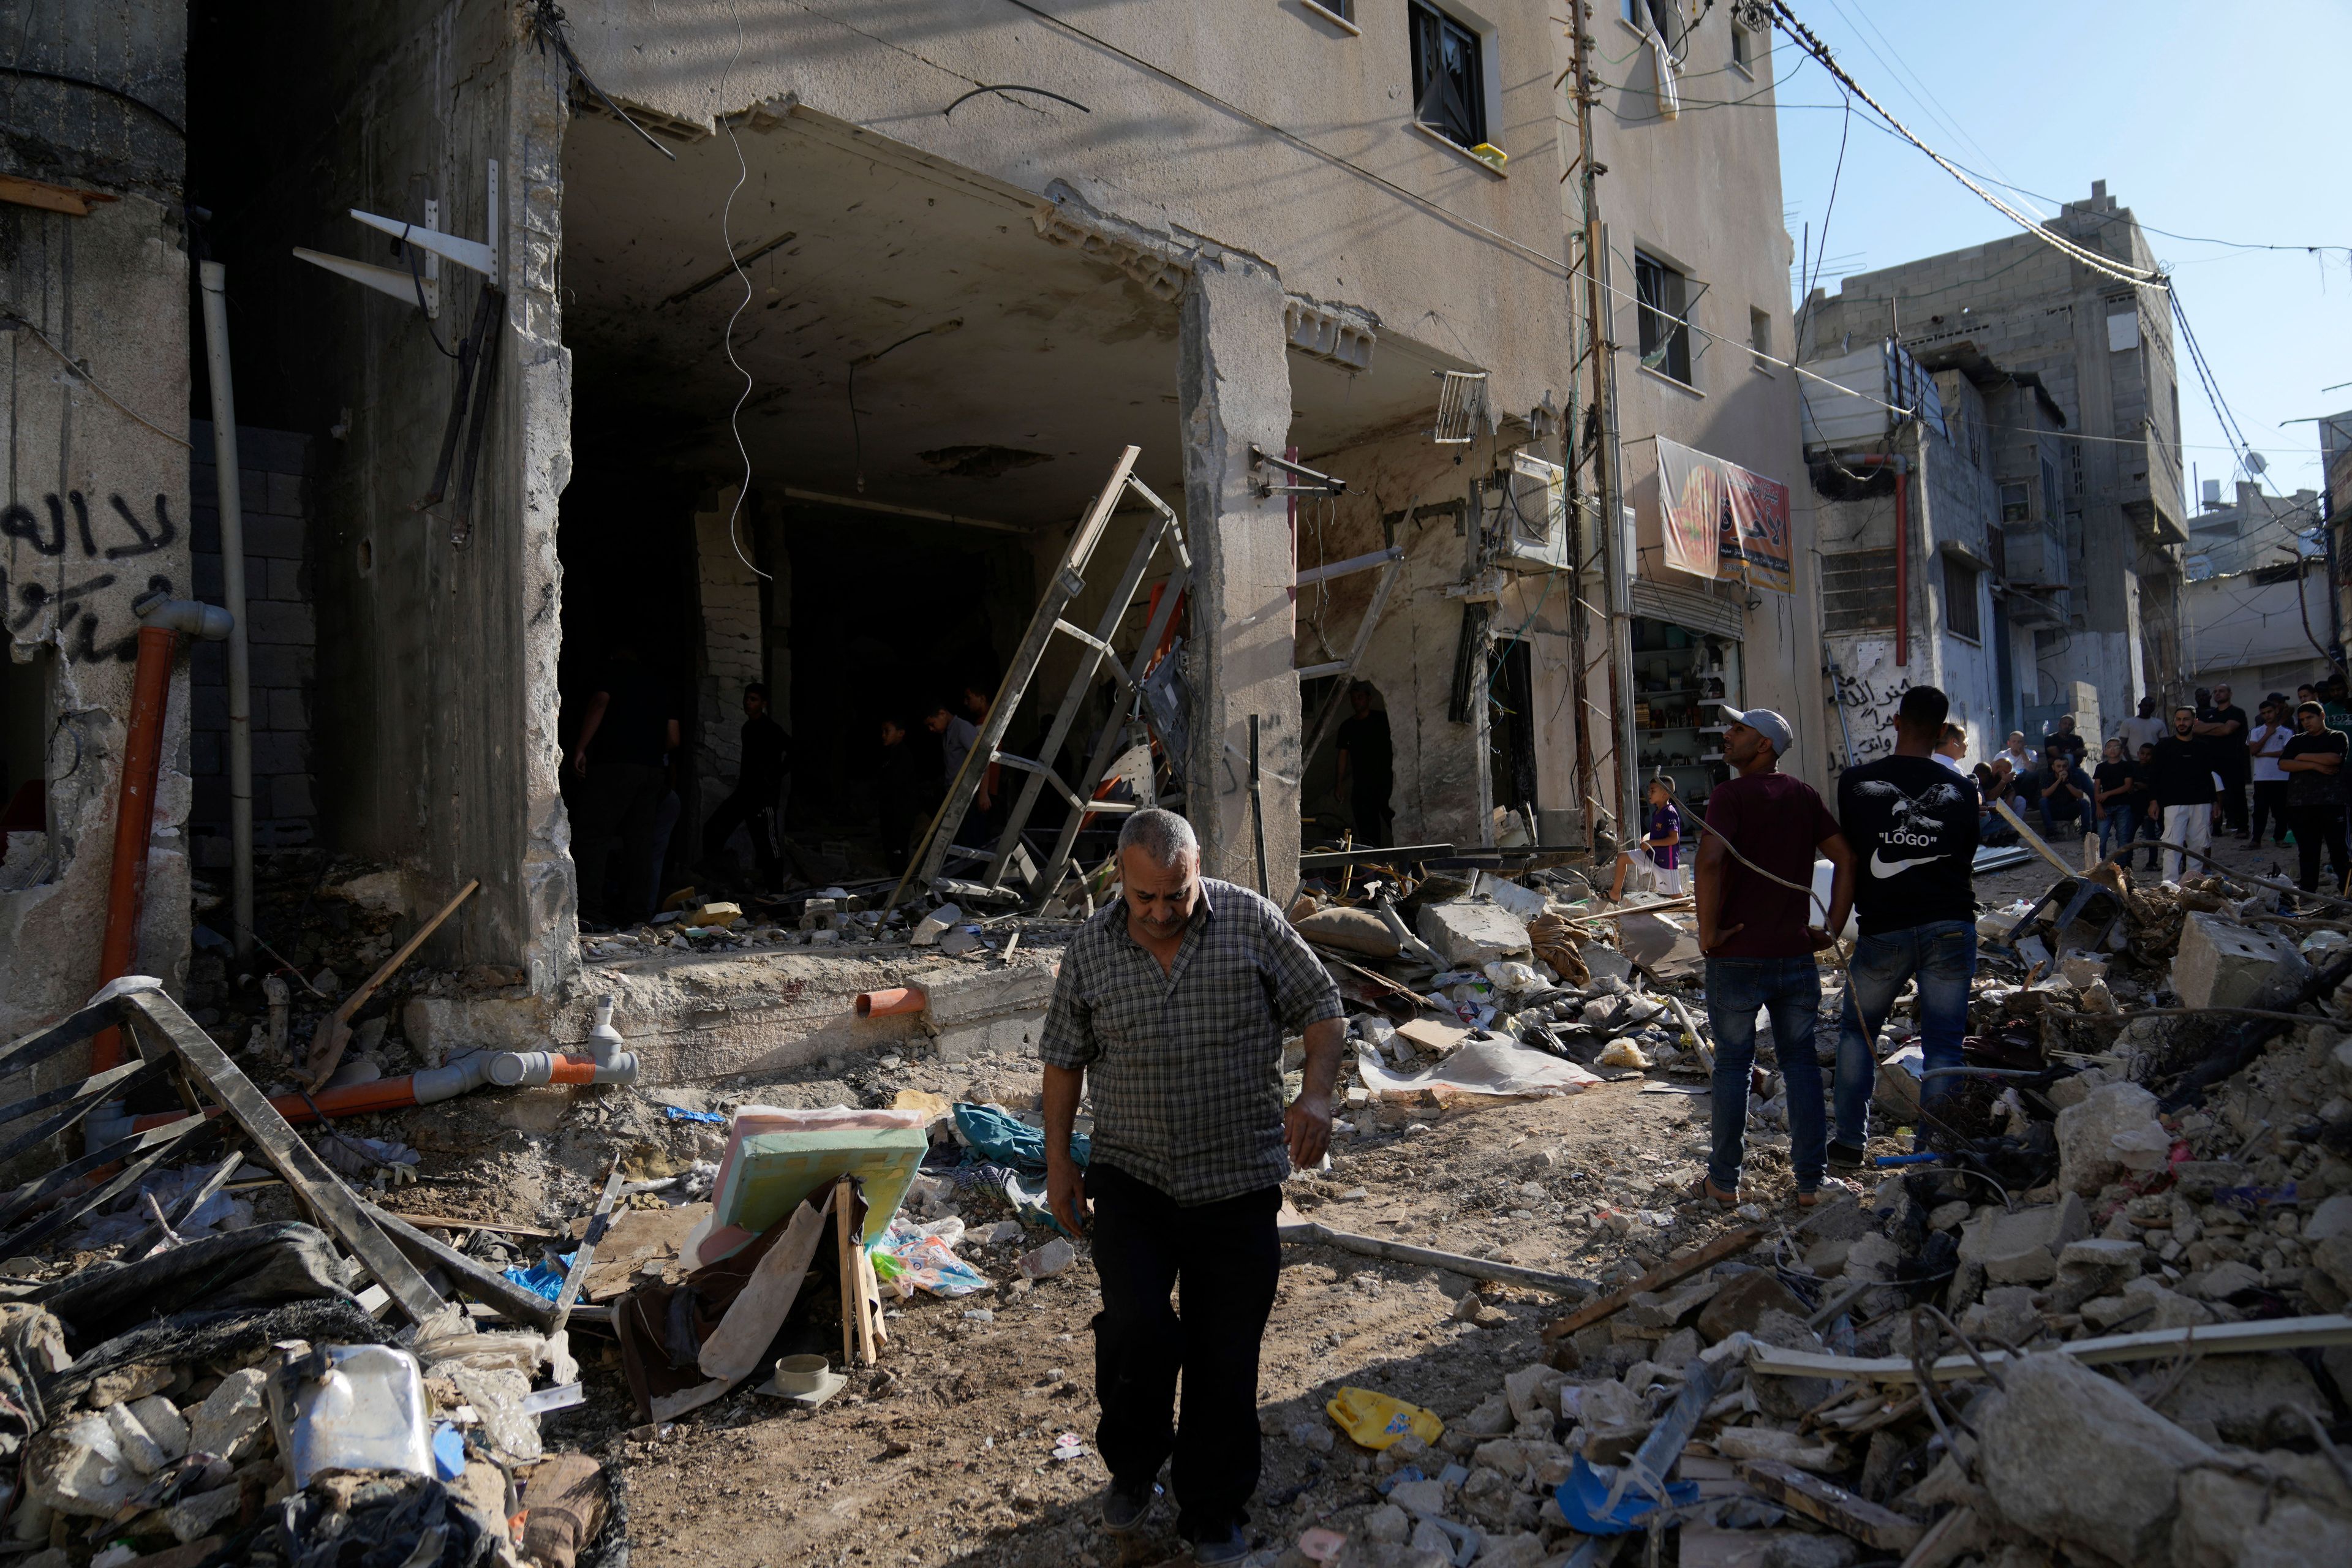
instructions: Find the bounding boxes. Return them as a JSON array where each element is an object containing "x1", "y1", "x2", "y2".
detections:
[{"x1": 1956, "y1": 671, "x2": 2352, "y2": 899}]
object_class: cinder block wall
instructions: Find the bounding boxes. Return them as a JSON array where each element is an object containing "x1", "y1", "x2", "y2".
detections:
[{"x1": 189, "y1": 421, "x2": 315, "y2": 864}]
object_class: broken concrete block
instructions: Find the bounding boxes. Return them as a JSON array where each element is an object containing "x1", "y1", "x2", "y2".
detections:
[
  {"x1": 1357, "y1": 1504, "x2": 1410, "y2": 1544},
  {"x1": 1415, "y1": 897, "x2": 1532, "y2": 967},
  {"x1": 1841, "y1": 1232, "x2": 1902, "y2": 1281},
  {"x1": 1455, "y1": 1392, "x2": 1512, "y2": 1438},
  {"x1": 25, "y1": 1413, "x2": 141, "y2": 1517},
  {"x1": 2056, "y1": 1082, "x2": 2171, "y2": 1196},
  {"x1": 2173, "y1": 1452, "x2": 2352, "y2": 1568},
  {"x1": 1959, "y1": 1194, "x2": 2089, "y2": 1284},
  {"x1": 164, "y1": 1486, "x2": 241, "y2": 1545},
  {"x1": 2059, "y1": 1237, "x2": 2146, "y2": 1270},
  {"x1": 2136, "y1": 1354, "x2": 2330, "y2": 1447},
  {"x1": 1697, "y1": 1270, "x2": 1804, "y2": 1343},
  {"x1": 1958, "y1": 1285, "x2": 2043, "y2": 1349},
  {"x1": 2172, "y1": 911, "x2": 2311, "y2": 1011},
  {"x1": 2182, "y1": 1259, "x2": 2263, "y2": 1300},
  {"x1": 2081, "y1": 1276, "x2": 2213, "y2": 1332},
  {"x1": 1333, "y1": 1543, "x2": 1447, "y2": 1568},
  {"x1": 1975, "y1": 1353, "x2": 2217, "y2": 1566},
  {"x1": 188, "y1": 1367, "x2": 268, "y2": 1461},
  {"x1": 2309, "y1": 1193, "x2": 2352, "y2": 1245},
  {"x1": 1385, "y1": 1477, "x2": 1449, "y2": 1517},
  {"x1": 105, "y1": 1394, "x2": 188, "y2": 1477},
  {"x1": 1503, "y1": 1362, "x2": 1566, "y2": 1425},
  {"x1": 1762, "y1": 1536, "x2": 1861, "y2": 1568},
  {"x1": 2315, "y1": 1235, "x2": 2352, "y2": 1296}
]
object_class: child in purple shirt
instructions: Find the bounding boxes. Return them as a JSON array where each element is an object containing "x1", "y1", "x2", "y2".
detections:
[{"x1": 1609, "y1": 777, "x2": 1684, "y2": 898}]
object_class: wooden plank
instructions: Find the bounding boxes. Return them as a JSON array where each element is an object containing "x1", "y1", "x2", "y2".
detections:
[
  {"x1": 1746, "y1": 1312, "x2": 2352, "y2": 1384},
  {"x1": 390, "y1": 1213, "x2": 557, "y2": 1240},
  {"x1": 550, "y1": 1164, "x2": 623, "y2": 1333},
  {"x1": 835, "y1": 1176, "x2": 857, "y2": 1366},
  {"x1": 364, "y1": 1203, "x2": 559, "y2": 1333},
  {"x1": 303, "y1": 880, "x2": 478, "y2": 1088},
  {"x1": 1543, "y1": 1225, "x2": 1765, "y2": 1343},
  {"x1": 1734, "y1": 1459, "x2": 1923, "y2": 1553},
  {"x1": 1278, "y1": 1219, "x2": 1596, "y2": 1296},
  {"x1": 119, "y1": 986, "x2": 445, "y2": 1325},
  {"x1": 0, "y1": 173, "x2": 116, "y2": 217}
]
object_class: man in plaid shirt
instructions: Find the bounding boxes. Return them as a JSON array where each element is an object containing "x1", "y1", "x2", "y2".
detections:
[{"x1": 1040, "y1": 809, "x2": 1344, "y2": 1562}]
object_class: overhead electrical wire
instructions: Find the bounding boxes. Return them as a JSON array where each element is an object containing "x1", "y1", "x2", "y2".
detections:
[{"x1": 1768, "y1": 1, "x2": 2163, "y2": 288}]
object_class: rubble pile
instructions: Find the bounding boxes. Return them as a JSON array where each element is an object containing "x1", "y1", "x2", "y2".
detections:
[{"x1": 1273, "y1": 861, "x2": 2352, "y2": 1568}]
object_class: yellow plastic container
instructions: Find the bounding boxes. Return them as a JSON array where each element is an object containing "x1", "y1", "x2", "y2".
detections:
[{"x1": 1325, "y1": 1385, "x2": 1446, "y2": 1450}]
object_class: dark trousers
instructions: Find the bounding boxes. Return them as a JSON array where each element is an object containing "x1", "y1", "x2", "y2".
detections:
[
  {"x1": 1351, "y1": 781, "x2": 1393, "y2": 848},
  {"x1": 700, "y1": 783, "x2": 780, "y2": 884},
  {"x1": 2250, "y1": 780, "x2": 2290, "y2": 848},
  {"x1": 2291, "y1": 804, "x2": 2350, "y2": 894},
  {"x1": 573, "y1": 763, "x2": 664, "y2": 924},
  {"x1": 2217, "y1": 774, "x2": 2249, "y2": 834},
  {"x1": 1088, "y1": 1163, "x2": 1280, "y2": 1539}
]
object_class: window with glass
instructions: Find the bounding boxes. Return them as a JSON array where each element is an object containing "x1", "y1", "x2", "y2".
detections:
[
  {"x1": 1408, "y1": 2, "x2": 1485, "y2": 149},
  {"x1": 1635, "y1": 251, "x2": 1692, "y2": 385}
]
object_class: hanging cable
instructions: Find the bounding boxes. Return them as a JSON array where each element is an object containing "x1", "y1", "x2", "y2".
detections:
[{"x1": 712, "y1": 1, "x2": 769, "y2": 581}]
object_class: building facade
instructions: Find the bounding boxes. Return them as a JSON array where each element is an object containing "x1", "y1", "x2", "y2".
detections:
[
  {"x1": 2184, "y1": 481, "x2": 2329, "y2": 701},
  {"x1": 1796, "y1": 182, "x2": 2187, "y2": 745}
]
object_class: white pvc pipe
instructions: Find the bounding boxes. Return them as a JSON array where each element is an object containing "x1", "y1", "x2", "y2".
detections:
[{"x1": 197, "y1": 262, "x2": 254, "y2": 962}]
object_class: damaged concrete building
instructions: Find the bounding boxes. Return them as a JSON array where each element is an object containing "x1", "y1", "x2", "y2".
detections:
[
  {"x1": 1797, "y1": 181, "x2": 2189, "y2": 741},
  {"x1": 7, "y1": 0, "x2": 1826, "y2": 1079}
]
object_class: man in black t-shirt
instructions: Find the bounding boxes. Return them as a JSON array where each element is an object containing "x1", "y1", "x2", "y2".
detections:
[
  {"x1": 2092, "y1": 738, "x2": 2141, "y2": 861},
  {"x1": 1833, "y1": 685, "x2": 1980, "y2": 1167},
  {"x1": 2279, "y1": 700, "x2": 2350, "y2": 895},
  {"x1": 699, "y1": 683, "x2": 793, "y2": 889},
  {"x1": 568, "y1": 644, "x2": 680, "y2": 927},
  {"x1": 1333, "y1": 682, "x2": 1395, "y2": 848},
  {"x1": 2147, "y1": 706, "x2": 2216, "y2": 883},
  {"x1": 2194, "y1": 683, "x2": 2250, "y2": 837}
]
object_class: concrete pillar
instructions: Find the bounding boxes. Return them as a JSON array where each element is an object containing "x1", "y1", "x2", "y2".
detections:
[{"x1": 1177, "y1": 253, "x2": 1298, "y2": 898}]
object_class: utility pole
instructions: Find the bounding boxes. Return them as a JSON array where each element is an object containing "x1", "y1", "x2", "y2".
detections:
[{"x1": 1564, "y1": 2, "x2": 1634, "y2": 852}]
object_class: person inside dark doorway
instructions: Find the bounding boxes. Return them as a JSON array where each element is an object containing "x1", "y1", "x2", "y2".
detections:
[
  {"x1": 924, "y1": 699, "x2": 989, "y2": 846},
  {"x1": 961, "y1": 680, "x2": 1005, "y2": 840},
  {"x1": 1608, "y1": 776, "x2": 1683, "y2": 899},
  {"x1": 568, "y1": 643, "x2": 677, "y2": 929},
  {"x1": 2280, "y1": 700, "x2": 2349, "y2": 902},
  {"x1": 2037, "y1": 752, "x2": 2092, "y2": 839},
  {"x1": 876, "y1": 714, "x2": 922, "y2": 875},
  {"x1": 699, "y1": 683, "x2": 791, "y2": 891},
  {"x1": 1333, "y1": 682, "x2": 1394, "y2": 848},
  {"x1": 2194, "y1": 682, "x2": 2249, "y2": 838}
]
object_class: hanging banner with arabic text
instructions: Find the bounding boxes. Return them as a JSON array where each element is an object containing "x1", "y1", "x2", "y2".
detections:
[{"x1": 1654, "y1": 436, "x2": 1794, "y2": 594}]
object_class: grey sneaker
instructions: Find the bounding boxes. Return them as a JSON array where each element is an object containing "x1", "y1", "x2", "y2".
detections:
[
  {"x1": 1189, "y1": 1523, "x2": 1250, "y2": 1565},
  {"x1": 1102, "y1": 1478, "x2": 1156, "y2": 1532}
]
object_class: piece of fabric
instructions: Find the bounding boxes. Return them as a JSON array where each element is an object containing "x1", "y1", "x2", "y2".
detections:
[
  {"x1": 1353, "y1": 1039, "x2": 1600, "y2": 1100},
  {"x1": 1645, "y1": 801, "x2": 1683, "y2": 870},
  {"x1": 612, "y1": 1199, "x2": 819, "y2": 1419},
  {"x1": 586, "y1": 661, "x2": 673, "y2": 767},
  {"x1": 2248, "y1": 722, "x2": 2291, "y2": 784},
  {"x1": 263, "y1": 1470, "x2": 497, "y2": 1568},
  {"x1": 1038, "y1": 878, "x2": 1342, "y2": 1205},
  {"x1": 37, "y1": 1223, "x2": 355, "y2": 1350},
  {"x1": 2160, "y1": 803, "x2": 2213, "y2": 884},
  {"x1": 1836, "y1": 756, "x2": 1978, "y2": 938},
  {"x1": 2291, "y1": 804, "x2": 2349, "y2": 894},
  {"x1": 1703, "y1": 956, "x2": 1823, "y2": 1190},
  {"x1": 952, "y1": 1102, "x2": 1090, "y2": 1174},
  {"x1": 1833, "y1": 921, "x2": 1975, "y2": 1150},
  {"x1": 1087, "y1": 1162, "x2": 1280, "y2": 1541},
  {"x1": 519, "y1": 1454, "x2": 608, "y2": 1568},
  {"x1": 1701, "y1": 772, "x2": 1840, "y2": 959},
  {"x1": 2280, "y1": 728, "x2": 2347, "y2": 808},
  {"x1": 2147, "y1": 736, "x2": 2215, "y2": 807}
]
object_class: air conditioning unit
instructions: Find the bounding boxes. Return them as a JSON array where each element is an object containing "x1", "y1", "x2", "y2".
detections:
[{"x1": 1494, "y1": 452, "x2": 1571, "y2": 573}]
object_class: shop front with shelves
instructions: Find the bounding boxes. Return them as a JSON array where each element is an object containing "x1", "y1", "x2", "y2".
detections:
[{"x1": 1631, "y1": 615, "x2": 1741, "y2": 816}]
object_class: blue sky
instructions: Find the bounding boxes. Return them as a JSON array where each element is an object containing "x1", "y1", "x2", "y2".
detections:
[{"x1": 1770, "y1": 0, "x2": 2350, "y2": 502}]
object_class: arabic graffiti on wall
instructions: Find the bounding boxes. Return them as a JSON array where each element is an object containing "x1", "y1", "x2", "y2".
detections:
[
  {"x1": 2, "y1": 491, "x2": 181, "y2": 662},
  {"x1": 1827, "y1": 640, "x2": 1912, "y2": 774}
]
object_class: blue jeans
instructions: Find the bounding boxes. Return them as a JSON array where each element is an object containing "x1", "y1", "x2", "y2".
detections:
[
  {"x1": 1704, "y1": 956, "x2": 1824, "y2": 1193},
  {"x1": 2099, "y1": 804, "x2": 2139, "y2": 859},
  {"x1": 1834, "y1": 920, "x2": 1978, "y2": 1148}
]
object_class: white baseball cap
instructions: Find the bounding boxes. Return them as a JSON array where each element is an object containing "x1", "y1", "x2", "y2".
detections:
[{"x1": 1716, "y1": 706, "x2": 1793, "y2": 755}]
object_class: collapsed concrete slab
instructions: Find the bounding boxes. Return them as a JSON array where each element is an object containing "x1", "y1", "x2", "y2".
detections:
[
  {"x1": 1415, "y1": 897, "x2": 1532, "y2": 968},
  {"x1": 2171, "y1": 911, "x2": 2310, "y2": 1011}
]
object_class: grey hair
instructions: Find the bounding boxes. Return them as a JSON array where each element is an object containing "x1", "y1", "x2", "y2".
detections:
[{"x1": 1117, "y1": 808, "x2": 1199, "y2": 867}]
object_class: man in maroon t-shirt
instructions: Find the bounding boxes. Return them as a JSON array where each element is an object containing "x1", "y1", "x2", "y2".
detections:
[{"x1": 1692, "y1": 707, "x2": 1855, "y2": 1207}]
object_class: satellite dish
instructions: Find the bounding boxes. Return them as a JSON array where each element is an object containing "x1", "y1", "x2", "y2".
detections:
[{"x1": 2245, "y1": 450, "x2": 2269, "y2": 475}]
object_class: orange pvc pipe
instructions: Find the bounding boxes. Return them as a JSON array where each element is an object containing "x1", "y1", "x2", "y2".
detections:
[
  {"x1": 855, "y1": 987, "x2": 926, "y2": 1018},
  {"x1": 128, "y1": 1076, "x2": 426, "y2": 1134},
  {"x1": 95, "y1": 625, "x2": 181, "y2": 1071},
  {"x1": 546, "y1": 1057, "x2": 598, "y2": 1085}
]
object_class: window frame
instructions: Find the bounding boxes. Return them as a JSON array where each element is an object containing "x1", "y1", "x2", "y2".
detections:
[
  {"x1": 1943, "y1": 554, "x2": 1983, "y2": 644},
  {"x1": 1634, "y1": 249, "x2": 1694, "y2": 387},
  {"x1": 1747, "y1": 306, "x2": 1773, "y2": 374},
  {"x1": 1408, "y1": 0, "x2": 1489, "y2": 152}
]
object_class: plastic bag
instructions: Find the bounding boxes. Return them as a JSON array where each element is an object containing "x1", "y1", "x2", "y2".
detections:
[
  {"x1": 874, "y1": 1217, "x2": 990, "y2": 1298},
  {"x1": 1325, "y1": 1385, "x2": 1444, "y2": 1450}
]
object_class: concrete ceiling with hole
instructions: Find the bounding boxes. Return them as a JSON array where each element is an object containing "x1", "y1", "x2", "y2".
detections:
[{"x1": 560, "y1": 107, "x2": 1454, "y2": 529}]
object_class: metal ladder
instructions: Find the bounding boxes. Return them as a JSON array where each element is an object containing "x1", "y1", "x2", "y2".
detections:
[{"x1": 885, "y1": 445, "x2": 1191, "y2": 911}]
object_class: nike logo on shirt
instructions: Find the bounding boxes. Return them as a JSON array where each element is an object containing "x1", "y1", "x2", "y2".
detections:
[{"x1": 1871, "y1": 849, "x2": 1948, "y2": 878}]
